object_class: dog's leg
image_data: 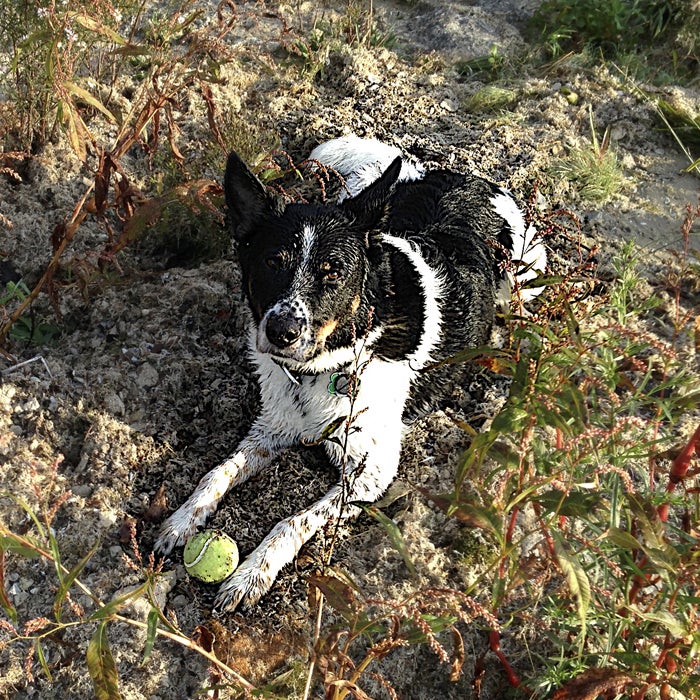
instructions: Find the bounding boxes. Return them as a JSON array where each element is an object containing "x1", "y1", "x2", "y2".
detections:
[
  {"x1": 214, "y1": 433, "x2": 401, "y2": 611},
  {"x1": 155, "y1": 428, "x2": 281, "y2": 555}
]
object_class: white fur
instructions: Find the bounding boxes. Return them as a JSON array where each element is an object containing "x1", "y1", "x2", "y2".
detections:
[
  {"x1": 156, "y1": 342, "x2": 415, "y2": 609},
  {"x1": 312, "y1": 136, "x2": 547, "y2": 305},
  {"x1": 490, "y1": 190, "x2": 547, "y2": 303},
  {"x1": 308, "y1": 135, "x2": 425, "y2": 201},
  {"x1": 382, "y1": 233, "x2": 446, "y2": 366}
]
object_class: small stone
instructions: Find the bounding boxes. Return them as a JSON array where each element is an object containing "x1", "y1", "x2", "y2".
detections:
[{"x1": 136, "y1": 363, "x2": 159, "y2": 388}]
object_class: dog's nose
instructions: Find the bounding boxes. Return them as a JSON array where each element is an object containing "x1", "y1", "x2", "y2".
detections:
[{"x1": 266, "y1": 313, "x2": 305, "y2": 348}]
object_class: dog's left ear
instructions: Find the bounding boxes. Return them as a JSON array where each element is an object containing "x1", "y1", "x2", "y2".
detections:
[
  {"x1": 224, "y1": 151, "x2": 283, "y2": 241},
  {"x1": 341, "y1": 155, "x2": 402, "y2": 230}
]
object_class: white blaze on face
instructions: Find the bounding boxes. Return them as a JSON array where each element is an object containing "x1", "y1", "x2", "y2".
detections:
[{"x1": 257, "y1": 224, "x2": 318, "y2": 358}]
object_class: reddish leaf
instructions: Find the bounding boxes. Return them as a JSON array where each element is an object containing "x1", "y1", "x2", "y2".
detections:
[{"x1": 552, "y1": 668, "x2": 636, "y2": 700}]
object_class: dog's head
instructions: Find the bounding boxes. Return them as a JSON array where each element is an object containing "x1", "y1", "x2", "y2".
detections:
[{"x1": 224, "y1": 151, "x2": 401, "y2": 370}]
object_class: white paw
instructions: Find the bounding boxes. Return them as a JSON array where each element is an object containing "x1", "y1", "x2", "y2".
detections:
[
  {"x1": 214, "y1": 560, "x2": 274, "y2": 612},
  {"x1": 154, "y1": 505, "x2": 209, "y2": 555}
]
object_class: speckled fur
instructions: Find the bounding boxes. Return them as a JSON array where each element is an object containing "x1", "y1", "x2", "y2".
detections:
[{"x1": 155, "y1": 139, "x2": 546, "y2": 611}]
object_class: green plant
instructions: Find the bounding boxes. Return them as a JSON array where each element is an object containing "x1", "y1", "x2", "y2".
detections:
[
  {"x1": 0, "y1": 459, "x2": 258, "y2": 699},
  {"x1": 420, "y1": 239, "x2": 700, "y2": 696},
  {"x1": 530, "y1": 0, "x2": 681, "y2": 57},
  {"x1": 0, "y1": 280, "x2": 59, "y2": 344},
  {"x1": 551, "y1": 106, "x2": 625, "y2": 202}
]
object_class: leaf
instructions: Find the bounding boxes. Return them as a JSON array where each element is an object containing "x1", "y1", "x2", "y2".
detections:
[
  {"x1": 552, "y1": 667, "x2": 635, "y2": 700},
  {"x1": 86, "y1": 621, "x2": 121, "y2": 700},
  {"x1": 490, "y1": 405, "x2": 531, "y2": 435},
  {"x1": 59, "y1": 100, "x2": 88, "y2": 163},
  {"x1": 54, "y1": 538, "x2": 100, "y2": 621},
  {"x1": 140, "y1": 608, "x2": 159, "y2": 666},
  {"x1": 605, "y1": 527, "x2": 641, "y2": 550},
  {"x1": 417, "y1": 488, "x2": 502, "y2": 538},
  {"x1": 35, "y1": 639, "x2": 53, "y2": 682},
  {"x1": 71, "y1": 13, "x2": 127, "y2": 45},
  {"x1": 0, "y1": 549, "x2": 17, "y2": 623},
  {"x1": 89, "y1": 581, "x2": 150, "y2": 621},
  {"x1": 357, "y1": 504, "x2": 416, "y2": 577},
  {"x1": 0, "y1": 533, "x2": 42, "y2": 559},
  {"x1": 626, "y1": 606, "x2": 687, "y2": 638},
  {"x1": 553, "y1": 533, "x2": 590, "y2": 636},
  {"x1": 535, "y1": 490, "x2": 603, "y2": 518},
  {"x1": 63, "y1": 81, "x2": 117, "y2": 124},
  {"x1": 308, "y1": 574, "x2": 362, "y2": 624}
]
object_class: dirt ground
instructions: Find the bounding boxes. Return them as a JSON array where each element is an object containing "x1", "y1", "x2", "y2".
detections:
[{"x1": 1, "y1": 1, "x2": 699, "y2": 698}]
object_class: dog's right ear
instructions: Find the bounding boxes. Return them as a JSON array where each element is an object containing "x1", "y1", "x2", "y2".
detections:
[{"x1": 224, "y1": 152, "x2": 282, "y2": 241}]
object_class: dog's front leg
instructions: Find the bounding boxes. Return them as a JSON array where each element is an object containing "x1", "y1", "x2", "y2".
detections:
[
  {"x1": 155, "y1": 428, "x2": 281, "y2": 555},
  {"x1": 214, "y1": 440, "x2": 401, "y2": 612}
]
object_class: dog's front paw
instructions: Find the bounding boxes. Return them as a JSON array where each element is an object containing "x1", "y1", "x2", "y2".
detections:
[
  {"x1": 214, "y1": 560, "x2": 273, "y2": 612},
  {"x1": 154, "y1": 506, "x2": 206, "y2": 555}
]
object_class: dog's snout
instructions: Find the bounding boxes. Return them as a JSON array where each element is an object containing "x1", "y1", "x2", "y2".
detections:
[{"x1": 266, "y1": 312, "x2": 305, "y2": 348}]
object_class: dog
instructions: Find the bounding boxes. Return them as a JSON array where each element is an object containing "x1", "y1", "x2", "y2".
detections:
[{"x1": 154, "y1": 136, "x2": 546, "y2": 611}]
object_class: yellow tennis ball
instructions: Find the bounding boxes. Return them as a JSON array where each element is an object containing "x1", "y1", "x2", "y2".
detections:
[{"x1": 183, "y1": 530, "x2": 239, "y2": 583}]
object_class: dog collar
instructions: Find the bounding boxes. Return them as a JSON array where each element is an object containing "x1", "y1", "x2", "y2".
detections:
[{"x1": 273, "y1": 359, "x2": 357, "y2": 397}]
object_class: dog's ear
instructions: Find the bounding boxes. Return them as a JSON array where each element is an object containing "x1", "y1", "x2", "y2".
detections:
[
  {"x1": 341, "y1": 155, "x2": 402, "y2": 229},
  {"x1": 224, "y1": 151, "x2": 282, "y2": 240}
]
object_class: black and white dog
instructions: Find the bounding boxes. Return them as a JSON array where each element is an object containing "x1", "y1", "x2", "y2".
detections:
[{"x1": 155, "y1": 136, "x2": 546, "y2": 611}]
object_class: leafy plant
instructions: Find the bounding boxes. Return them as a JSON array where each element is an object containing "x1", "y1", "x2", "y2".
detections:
[
  {"x1": 0, "y1": 280, "x2": 59, "y2": 344},
  {"x1": 420, "y1": 239, "x2": 700, "y2": 696},
  {"x1": 530, "y1": 0, "x2": 681, "y2": 57},
  {"x1": 0, "y1": 458, "x2": 257, "y2": 699}
]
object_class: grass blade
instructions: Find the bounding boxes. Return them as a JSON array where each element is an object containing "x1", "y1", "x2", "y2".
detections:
[
  {"x1": 358, "y1": 503, "x2": 416, "y2": 577},
  {"x1": 553, "y1": 533, "x2": 590, "y2": 640},
  {"x1": 54, "y1": 538, "x2": 100, "y2": 621},
  {"x1": 0, "y1": 548, "x2": 17, "y2": 624}
]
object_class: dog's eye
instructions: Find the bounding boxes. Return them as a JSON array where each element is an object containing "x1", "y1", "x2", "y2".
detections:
[
  {"x1": 265, "y1": 253, "x2": 286, "y2": 270},
  {"x1": 320, "y1": 262, "x2": 341, "y2": 285}
]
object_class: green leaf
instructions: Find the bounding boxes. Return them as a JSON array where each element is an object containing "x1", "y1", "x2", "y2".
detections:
[
  {"x1": 417, "y1": 488, "x2": 502, "y2": 539},
  {"x1": 0, "y1": 534, "x2": 42, "y2": 559},
  {"x1": 627, "y1": 607, "x2": 687, "y2": 638},
  {"x1": 490, "y1": 405, "x2": 531, "y2": 434},
  {"x1": 87, "y1": 621, "x2": 121, "y2": 700},
  {"x1": 54, "y1": 538, "x2": 100, "y2": 621},
  {"x1": 63, "y1": 81, "x2": 117, "y2": 124},
  {"x1": 35, "y1": 639, "x2": 53, "y2": 682},
  {"x1": 0, "y1": 549, "x2": 17, "y2": 623},
  {"x1": 140, "y1": 608, "x2": 159, "y2": 666},
  {"x1": 535, "y1": 490, "x2": 603, "y2": 518},
  {"x1": 605, "y1": 527, "x2": 641, "y2": 550},
  {"x1": 357, "y1": 504, "x2": 416, "y2": 577},
  {"x1": 71, "y1": 13, "x2": 127, "y2": 45},
  {"x1": 89, "y1": 581, "x2": 150, "y2": 621},
  {"x1": 553, "y1": 533, "x2": 590, "y2": 637}
]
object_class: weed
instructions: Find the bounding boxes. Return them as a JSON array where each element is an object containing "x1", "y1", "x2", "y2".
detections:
[
  {"x1": 419, "y1": 238, "x2": 700, "y2": 696},
  {"x1": 0, "y1": 280, "x2": 60, "y2": 345},
  {"x1": 0, "y1": 459, "x2": 257, "y2": 698},
  {"x1": 551, "y1": 106, "x2": 625, "y2": 202},
  {"x1": 530, "y1": 0, "x2": 682, "y2": 58}
]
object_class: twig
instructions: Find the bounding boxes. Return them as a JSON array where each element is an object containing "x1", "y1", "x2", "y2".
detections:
[{"x1": 1, "y1": 354, "x2": 53, "y2": 378}]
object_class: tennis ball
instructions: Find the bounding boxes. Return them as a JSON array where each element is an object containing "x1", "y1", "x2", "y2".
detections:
[{"x1": 183, "y1": 530, "x2": 239, "y2": 583}]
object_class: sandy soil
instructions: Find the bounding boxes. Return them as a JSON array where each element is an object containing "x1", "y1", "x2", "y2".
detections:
[{"x1": 1, "y1": 1, "x2": 699, "y2": 698}]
